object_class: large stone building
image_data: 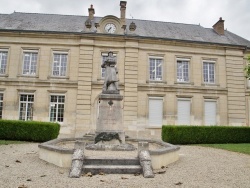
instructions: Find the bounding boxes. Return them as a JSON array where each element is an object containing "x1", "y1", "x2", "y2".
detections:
[{"x1": 0, "y1": 1, "x2": 250, "y2": 138}]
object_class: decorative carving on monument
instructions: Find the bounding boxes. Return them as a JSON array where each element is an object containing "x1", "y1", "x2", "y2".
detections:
[{"x1": 95, "y1": 132, "x2": 122, "y2": 144}]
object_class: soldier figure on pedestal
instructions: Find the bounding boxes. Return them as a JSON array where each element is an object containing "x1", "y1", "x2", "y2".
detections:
[{"x1": 101, "y1": 51, "x2": 119, "y2": 94}]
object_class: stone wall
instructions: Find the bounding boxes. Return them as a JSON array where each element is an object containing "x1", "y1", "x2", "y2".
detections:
[{"x1": 0, "y1": 32, "x2": 249, "y2": 139}]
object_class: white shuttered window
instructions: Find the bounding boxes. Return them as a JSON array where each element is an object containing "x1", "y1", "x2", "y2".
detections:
[
  {"x1": 149, "y1": 98, "x2": 163, "y2": 126},
  {"x1": 177, "y1": 99, "x2": 191, "y2": 125},
  {"x1": 204, "y1": 100, "x2": 217, "y2": 125}
]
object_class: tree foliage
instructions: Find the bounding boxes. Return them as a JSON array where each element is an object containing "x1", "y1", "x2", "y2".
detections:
[{"x1": 244, "y1": 56, "x2": 250, "y2": 79}]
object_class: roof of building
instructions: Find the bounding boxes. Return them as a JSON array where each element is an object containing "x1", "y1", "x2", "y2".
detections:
[{"x1": 0, "y1": 12, "x2": 250, "y2": 48}]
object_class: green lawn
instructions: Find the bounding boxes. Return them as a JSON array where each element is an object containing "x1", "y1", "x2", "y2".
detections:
[
  {"x1": 0, "y1": 140, "x2": 26, "y2": 145},
  {"x1": 198, "y1": 143, "x2": 250, "y2": 155}
]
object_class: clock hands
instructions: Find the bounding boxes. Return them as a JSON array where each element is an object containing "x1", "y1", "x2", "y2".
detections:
[{"x1": 105, "y1": 24, "x2": 116, "y2": 33}]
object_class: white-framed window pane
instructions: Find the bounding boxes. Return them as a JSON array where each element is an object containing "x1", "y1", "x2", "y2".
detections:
[
  {"x1": 177, "y1": 60, "x2": 189, "y2": 82},
  {"x1": 0, "y1": 51, "x2": 8, "y2": 74},
  {"x1": 23, "y1": 52, "x2": 38, "y2": 75},
  {"x1": 50, "y1": 95, "x2": 65, "y2": 122},
  {"x1": 19, "y1": 94, "x2": 34, "y2": 121},
  {"x1": 149, "y1": 58, "x2": 162, "y2": 81},
  {"x1": 52, "y1": 53, "x2": 67, "y2": 76},
  {"x1": 0, "y1": 93, "x2": 3, "y2": 119},
  {"x1": 203, "y1": 62, "x2": 215, "y2": 83}
]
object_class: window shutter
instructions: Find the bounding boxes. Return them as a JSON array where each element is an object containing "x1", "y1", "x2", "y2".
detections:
[
  {"x1": 177, "y1": 100, "x2": 191, "y2": 125},
  {"x1": 204, "y1": 101, "x2": 216, "y2": 125},
  {"x1": 149, "y1": 98, "x2": 163, "y2": 126}
]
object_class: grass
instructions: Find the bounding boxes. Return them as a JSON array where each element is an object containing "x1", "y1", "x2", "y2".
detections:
[
  {"x1": 198, "y1": 143, "x2": 250, "y2": 155},
  {"x1": 0, "y1": 140, "x2": 26, "y2": 145}
]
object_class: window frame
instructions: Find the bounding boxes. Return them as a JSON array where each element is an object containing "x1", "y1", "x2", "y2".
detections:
[
  {"x1": 22, "y1": 50, "x2": 38, "y2": 76},
  {"x1": 0, "y1": 49, "x2": 9, "y2": 75},
  {"x1": 148, "y1": 57, "x2": 163, "y2": 81},
  {"x1": 176, "y1": 58, "x2": 190, "y2": 83},
  {"x1": 19, "y1": 93, "x2": 34, "y2": 121},
  {"x1": 203, "y1": 60, "x2": 216, "y2": 84},
  {"x1": 49, "y1": 94, "x2": 65, "y2": 123},
  {"x1": 52, "y1": 51, "x2": 68, "y2": 77}
]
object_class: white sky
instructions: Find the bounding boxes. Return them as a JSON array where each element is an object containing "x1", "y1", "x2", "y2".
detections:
[{"x1": 0, "y1": 0, "x2": 249, "y2": 41}]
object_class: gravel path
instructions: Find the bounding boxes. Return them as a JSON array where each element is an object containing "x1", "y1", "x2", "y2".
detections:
[{"x1": 0, "y1": 143, "x2": 250, "y2": 188}]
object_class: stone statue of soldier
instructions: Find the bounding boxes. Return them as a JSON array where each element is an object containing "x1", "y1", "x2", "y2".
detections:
[{"x1": 101, "y1": 51, "x2": 119, "y2": 94}]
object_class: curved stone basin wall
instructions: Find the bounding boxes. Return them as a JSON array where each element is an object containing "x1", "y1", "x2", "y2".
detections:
[{"x1": 38, "y1": 138, "x2": 180, "y2": 169}]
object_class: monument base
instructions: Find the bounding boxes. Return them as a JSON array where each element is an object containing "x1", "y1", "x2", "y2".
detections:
[
  {"x1": 85, "y1": 142, "x2": 136, "y2": 151},
  {"x1": 85, "y1": 130, "x2": 136, "y2": 151}
]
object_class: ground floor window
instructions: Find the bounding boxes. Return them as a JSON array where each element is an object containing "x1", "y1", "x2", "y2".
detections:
[
  {"x1": 148, "y1": 98, "x2": 163, "y2": 126},
  {"x1": 0, "y1": 93, "x2": 3, "y2": 118},
  {"x1": 49, "y1": 95, "x2": 65, "y2": 122},
  {"x1": 177, "y1": 99, "x2": 191, "y2": 125},
  {"x1": 19, "y1": 94, "x2": 34, "y2": 121},
  {"x1": 204, "y1": 100, "x2": 217, "y2": 125}
]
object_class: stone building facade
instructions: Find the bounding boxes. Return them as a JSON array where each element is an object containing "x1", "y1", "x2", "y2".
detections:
[{"x1": 0, "y1": 1, "x2": 249, "y2": 138}]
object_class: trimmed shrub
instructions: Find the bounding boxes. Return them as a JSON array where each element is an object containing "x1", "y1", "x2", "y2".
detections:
[
  {"x1": 0, "y1": 119, "x2": 60, "y2": 142},
  {"x1": 162, "y1": 125, "x2": 250, "y2": 144}
]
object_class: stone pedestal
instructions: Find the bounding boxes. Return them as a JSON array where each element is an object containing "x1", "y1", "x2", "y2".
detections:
[
  {"x1": 96, "y1": 94, "x2": 124, "y2": 142},
  {"x1": 95, "y1": 93, "x2": 125, "y2": 145},
  {"x1": 85, "y1": 93, "x2": 135, "y2": 151}
]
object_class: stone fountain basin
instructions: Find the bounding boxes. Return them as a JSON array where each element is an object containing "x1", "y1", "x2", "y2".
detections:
[{"x1": 38, "y1": 137, "x2": 180, "y2": 170}]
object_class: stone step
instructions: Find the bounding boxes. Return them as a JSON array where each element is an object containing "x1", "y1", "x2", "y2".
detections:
[
  {"x1": 84, "y1": 157, "x2": 140, "y2": 165},
  {"x1": 82, "y1": 164, "x2": 142, "y2": 174}
]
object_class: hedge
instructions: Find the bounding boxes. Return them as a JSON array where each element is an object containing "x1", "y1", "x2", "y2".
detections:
[
  {"x1": 162, "y1": 125, "x2": 250, "y2": 144},
  {"x1": 0, "y1": 119, "x2": 60, "y2": 142}
]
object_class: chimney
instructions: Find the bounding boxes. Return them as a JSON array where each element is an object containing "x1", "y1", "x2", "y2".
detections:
[
  {"x1": 88, "y1": 4, "x2": 95, "y2": 20},
  {"x1": 120, "y1": 1, "x2": 127, "y2": 25},
  {"x1": 213, "y1": 17, "x2": 225, "y2": 35}
]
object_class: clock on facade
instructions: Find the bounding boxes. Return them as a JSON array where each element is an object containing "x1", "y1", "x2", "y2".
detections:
[{"x1": 104, "y1": 23, "x2": 116, "y2": 33}]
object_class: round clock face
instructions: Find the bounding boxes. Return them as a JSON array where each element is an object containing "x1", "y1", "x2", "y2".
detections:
[{"x1": 105, "y1": 23, "x2": 116, "y2": 33}]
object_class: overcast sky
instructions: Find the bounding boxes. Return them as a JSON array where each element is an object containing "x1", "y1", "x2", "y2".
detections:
[{"x1": 0, "y1": 0, "x2": 249, "y2": 41}]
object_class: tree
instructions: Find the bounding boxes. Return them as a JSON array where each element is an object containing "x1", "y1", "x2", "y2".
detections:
[{"x1": 244, "y1": 56, "x2": 250, "y2": 79}]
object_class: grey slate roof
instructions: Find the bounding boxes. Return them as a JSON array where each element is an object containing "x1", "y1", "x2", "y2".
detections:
[{"x1": 0, "y1": 12, "x2": 250, "y2": 48}]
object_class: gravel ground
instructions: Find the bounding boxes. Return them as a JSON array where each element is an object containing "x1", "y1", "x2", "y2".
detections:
[{"x1": 0, "y1": 143, "x2": 250, "y2": 188}]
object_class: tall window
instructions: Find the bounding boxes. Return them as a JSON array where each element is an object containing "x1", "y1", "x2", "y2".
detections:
[
  {"x1": 177, "y1": 60, "x2": 189, "y2": 82},
  {"x1": 149, "y1": 58, "x2": 162, "y2": 81},
  {"x1": 204, "y1": 100, "x2": 217, "y2": 125},
  {"x1": 0, "y1": 93, "x2": 3, "y2": 119},
  {"x1": 0, "y1": 50, "x2": 8, "y2": 74},
  {"x1": 101, "y1": 53, "x2": 117, "y2": 78},
  {"x1": 52, "y1": 53, "x2": 68, "y2": 77},
  {"x1": 22, "y1": 52, "x2": 38, "y2": 75},
  {"x1": 203, "y1": 61, "x2": 215, "y2": 83},
  {"x1": 19, "y1": 94, "x2": 34, "y2": 121},
  {"x1": 50, "y1": 95, "x2": 65, "y2": 122}
]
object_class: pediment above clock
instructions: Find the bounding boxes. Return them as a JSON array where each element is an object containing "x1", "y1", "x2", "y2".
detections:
[{"x1": 98, "y1": 15, "x2": 123, "y2": 34}]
